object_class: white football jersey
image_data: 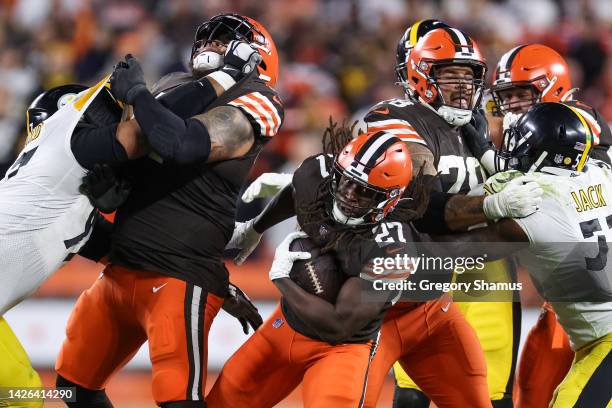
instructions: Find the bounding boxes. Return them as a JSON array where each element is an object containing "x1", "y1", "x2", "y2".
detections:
[
  {"x1": 0, "y1": 77, "x2": 109, "y2": 314},
  {"x1": 490, "y1": 163, "x2": 612, "y2": 349}
]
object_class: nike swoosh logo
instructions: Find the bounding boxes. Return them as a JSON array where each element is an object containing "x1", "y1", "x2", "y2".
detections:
[
  {"x1": 373, "y1": 107, "x2": 390, "y2": 115},
  {"x1": 152, "y1": 283, "x2": 168, "y2": 293}
]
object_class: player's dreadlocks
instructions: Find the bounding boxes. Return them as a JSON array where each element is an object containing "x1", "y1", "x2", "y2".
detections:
[
  {"x1": 322, "y1": 117, "x2": 354, "y2": 156},
  {"x1": 296, "y1": 118, "x2": 432, "y2": 254}
]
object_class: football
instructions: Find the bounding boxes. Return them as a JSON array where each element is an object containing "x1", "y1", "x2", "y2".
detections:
[{"x1": 289, "y1": 237, "x2": 344, "y2": 303}]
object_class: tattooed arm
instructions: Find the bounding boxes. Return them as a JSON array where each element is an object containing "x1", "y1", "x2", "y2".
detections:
[
  {"x1": 194, "y1": 106, "x2": 254, "y2": 162},
  {"x1": 128, "y1": 81, "x2": 254, "y2": 164},
  {"x1": 444, "y1": 195, "x2": 488, "y2": 231},
  {"x1": 405, "y1": 143, "x2": 492, "y2": 232},
  {"x1": 405, "y1": 142, "x2": 438, "y2": 177}
]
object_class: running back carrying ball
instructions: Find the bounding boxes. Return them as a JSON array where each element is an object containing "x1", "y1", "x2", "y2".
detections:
[{"x1": 289, "y1": 237, "x2": 343, "y2": 303}]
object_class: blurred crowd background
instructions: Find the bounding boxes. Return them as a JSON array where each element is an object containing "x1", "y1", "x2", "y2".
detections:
[
  {"x1": 2, "y1": 1, "x2": 608, "y2": 404},
  {"x1": 0, "y1": 0, "x2": 611, "y2": 252}
]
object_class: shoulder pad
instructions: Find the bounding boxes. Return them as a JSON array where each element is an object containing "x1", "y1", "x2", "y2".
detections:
[
  {"x1": 227, "y1": 86, "x2": 284, "y2": 139},
  {"x1": 364, "y1": 100, "x2": 426, "y2": 146}
]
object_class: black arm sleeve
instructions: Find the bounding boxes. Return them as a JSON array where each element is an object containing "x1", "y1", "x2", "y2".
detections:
[
  {"x1": 156, "y1": 79, "x2": 217, "y2": 119},
  {"x1": 70, "y1": 123, "x2": 128, "y2": 170},
  {"x1": 253, "y1": 184, "x2": 296, "y2": 233},
  {"x1": 130, "y1": 88, "x2": 211, "y2": 164},
  {"x1": 412, "y1": 191, "x2": 455, "y2": 234},
  {"x1": 78, "y1": 212, "x2": 113, "y2": 262}
]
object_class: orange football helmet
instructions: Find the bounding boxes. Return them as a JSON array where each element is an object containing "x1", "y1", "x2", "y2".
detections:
[
  {"x1": 395, "y1": 19, "x2": 450, "y2": 94},
  {"x1": 407, "y1": 27, "x2": 487, "y2": 126},
  {"x1": 491, "y1": 44, "x2": 573, "y2": 115},
  {"x1": 191, "y1": 14, "x2": 279, "y2": 86},
  {"x1": 331, "y1": 132, "x2": 412, "y2": 225}
]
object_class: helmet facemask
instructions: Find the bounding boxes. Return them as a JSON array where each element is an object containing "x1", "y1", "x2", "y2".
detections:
[
  {"x1": 415, "y1": 62, "x2": 486, "y2": 126},
  {"x1": 329, "y1": 162, "x2": 400, "y2": 226},
  {"x1": 190, "y1": 14, "x2": 269, "y2": 76},
  {"x1": 494, "y1": 126, "x2": 541, "y2": 173},
  {"x1": 491, "y1": 82, "x2": 541, "y2": 116},
  {"x1": 395, "y1": 39, "x2": 412, "y2": 96},
  {"x1": 395, "y1": 58, "x2": 410, "y2": 96}
]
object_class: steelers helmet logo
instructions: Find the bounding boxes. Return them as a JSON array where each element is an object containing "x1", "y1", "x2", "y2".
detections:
[
  {"x1": 485, "y1": 99, "x2": 497, "y2": 114},
  {"x1": 57, "y1": 93, "x2": 79, "y2": 109}
]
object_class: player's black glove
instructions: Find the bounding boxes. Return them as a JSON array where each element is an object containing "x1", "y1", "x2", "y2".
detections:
[
  {"x1": 110, "y1": 54, "x2": 147, "y2": 104},
  {"x1": 79, "y1": 164, "x2": 131, "y2": 214},
  {"x1": 220, "y1": 40, "x2": 263, "y2": 82},
  {"x1": 222, "y1": 283, "x2": 263, "y2": 334},
  {"x1": 461, "y1": 109, "x2": 493, "y2": 160}
]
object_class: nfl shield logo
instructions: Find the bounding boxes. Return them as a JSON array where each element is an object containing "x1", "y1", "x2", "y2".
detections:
[
  {"x1": 272, "y1": 318, "x2": 284, "y2": 329},
  {"x1": 319, "y1": 224, "x2": 329, "y2": 236}
]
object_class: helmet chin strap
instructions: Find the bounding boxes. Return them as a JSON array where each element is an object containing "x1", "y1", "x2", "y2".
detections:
[
  {"x1": 417, "y1": 96, "x2": 473, "y2": 127},
  {"x1": 436, "y1": 105, "x2": 472, "y2": 127},
  {"x1": 192, "y1": 51, "x2": 223, "y2": 72},
  {"x1": 527, "y1": 151, "x2": 548, "y2": 173},
  {"x1": 331, "y1": 201, "x2": 368, "y2": 226}
]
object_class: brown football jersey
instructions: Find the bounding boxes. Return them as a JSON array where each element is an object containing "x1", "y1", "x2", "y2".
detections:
[
  {"x1": 365, "y1": 98, "x2": 488, "y2": 194},
  {"x1": 110, "y1": 72, "x2": 284, "y2": 297}
]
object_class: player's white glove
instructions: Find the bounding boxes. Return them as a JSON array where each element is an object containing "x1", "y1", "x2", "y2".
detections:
[
  {"x1": 226, "y1": 219, "x2": 262, "y2": 265},
  {"x1": 241, "y1": 173, "x2": 293, "y2": 203},
  {"x1": 269, "y1": 231, "x2": 311, "y2": 281},
  {"x1": 483, "y1": 175, "x2": 543, "y2": 219},
  {"x1": 483, "y1": 170, "x2": 525, "y2": 195},
  {"x1": 221, "y1": 40, "x2": 263, "y2": 82}
]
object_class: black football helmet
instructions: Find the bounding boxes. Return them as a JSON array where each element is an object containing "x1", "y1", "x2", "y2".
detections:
[
  {"x1": 27, "y1": 84, "x2": 87, "y2": 139},
  {"x1": 395, "y1": 19, "x2": 450, "y2": 94},
  {"x1": 495, "y1": 102, "x2": 595, "y2": 173},
  {"x1": 27, "y1": 83, "x2": 122, "y2": 142}
]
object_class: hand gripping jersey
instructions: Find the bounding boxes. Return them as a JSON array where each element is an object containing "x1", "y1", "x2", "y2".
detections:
[
  {"x1": 110, "y1": 72, "x2": 284, "y2": 297},
  {"x1": 0, "y1": 78, "x2": 108, "y2": 313},
  {"x1": 488, "y1": 163, "x2": 612, "y2": 349},
  {"x1": 365, "y1": 98, "x2": 487, "y2": 193}
]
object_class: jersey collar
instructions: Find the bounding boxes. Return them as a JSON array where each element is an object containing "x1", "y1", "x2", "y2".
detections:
[{"x1": 539, "y1": 166, "x2": 582, "y2": 177}]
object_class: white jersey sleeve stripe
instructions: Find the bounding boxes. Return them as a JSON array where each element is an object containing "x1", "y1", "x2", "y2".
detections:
[
  {"x1": 252, "y1": 92, "x2": 282, "y2": 132},
  {"x1": 399, "y1": 136, "x2": 427, "y2": 145},
  {"x1": 240, "y1": 94, "x2": 274, "y2": 136},
  {"x1": 247, "y1": 93, "x2": 280, "y2": 137},
  {"x1": 369, "y1": 127, "x2": 420, "y2": 136},
  {"x1": 228, "y1": 97, "x2": 271, "y2": 136},
  {"x1": 366, "y1": 119, "x2": 414, "y2": 127}
]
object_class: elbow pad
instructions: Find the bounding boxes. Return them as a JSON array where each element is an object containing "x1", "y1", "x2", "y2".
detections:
[
  {"x1": 132, "y1": 89, "x2": 211, "y2": 164},
  {"x1": 156, "y1": 78, "x2": 217, "y2": 119}
]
